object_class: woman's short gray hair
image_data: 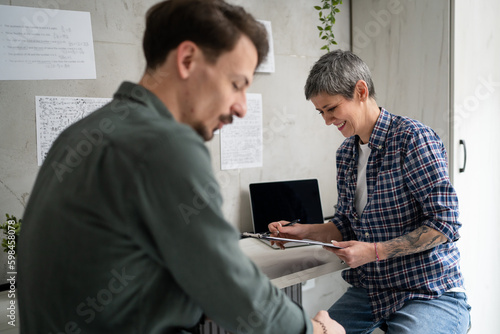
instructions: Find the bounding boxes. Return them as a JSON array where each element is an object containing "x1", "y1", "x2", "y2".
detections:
[{"x1": 304, "y1": 50, "x2": 376, "y2": 100}]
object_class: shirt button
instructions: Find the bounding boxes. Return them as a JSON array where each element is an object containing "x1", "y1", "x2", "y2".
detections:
[
  {"x1": 365, "y1": 232, "x2": 370, "y2": 238},
  {"x1": 378, "y1": 145, "x2": 383, "y2": 149}
]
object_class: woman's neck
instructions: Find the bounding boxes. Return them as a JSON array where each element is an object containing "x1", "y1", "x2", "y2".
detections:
[{"x1": 358, "y1": 99, "x2": 380, "y2": 144}]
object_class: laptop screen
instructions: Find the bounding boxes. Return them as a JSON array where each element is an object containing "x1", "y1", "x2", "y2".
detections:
[{"x1": 249, "y1": 179, "x2": 324, "y2": 233}]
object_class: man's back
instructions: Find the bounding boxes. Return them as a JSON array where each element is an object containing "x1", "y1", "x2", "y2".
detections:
[{"x1": 19, "y1": 83, "x2": 224, "y2": 332}]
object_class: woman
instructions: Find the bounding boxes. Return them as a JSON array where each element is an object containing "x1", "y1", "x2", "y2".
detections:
[{"x1": 269, "y1": 50, "x2": 470, "y2": 334}]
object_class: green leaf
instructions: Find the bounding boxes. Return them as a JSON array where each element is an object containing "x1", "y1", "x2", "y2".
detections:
[
  {"x1": 325, "y1": 26, "x2": 332, "y2": 31},
  {"x1": 314, "y1": 6, "x2": 322, "y2": 10},
  {"x1": 321, "y1": 45, "x2": 328, "y2": 50},
  {"x1": 317, "y1": 26, "x2": 324, "y2": 30}
]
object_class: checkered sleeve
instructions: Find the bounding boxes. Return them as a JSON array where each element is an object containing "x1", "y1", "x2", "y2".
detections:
[
  {"x1": 402, "y1": 127, "x2": 461, "y2": 242},
  {"x1": 329, "y1": 211, "x2": 356, "y2": 242}
]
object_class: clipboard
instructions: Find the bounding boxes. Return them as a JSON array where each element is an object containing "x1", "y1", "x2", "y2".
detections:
[{"x1": 241, "y1": 232, "x2": 344, "y2": 249}]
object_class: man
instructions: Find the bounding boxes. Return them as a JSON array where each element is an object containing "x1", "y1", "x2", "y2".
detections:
[{"x1": 18, "y1": 1, "x2": 344, "y2": 333}]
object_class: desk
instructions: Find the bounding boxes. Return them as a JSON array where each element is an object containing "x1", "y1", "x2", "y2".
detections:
[
  {"x1": 200, "y1": 239, "x2": 347, "y2": 333},
  {"x1": 239, "y1": 238, "x2": 347, "y2": 289}
]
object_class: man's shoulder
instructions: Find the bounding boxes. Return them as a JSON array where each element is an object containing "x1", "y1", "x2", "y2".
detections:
[{"x1": 49, "y1": 95, "x2": 207, "y2": 172}]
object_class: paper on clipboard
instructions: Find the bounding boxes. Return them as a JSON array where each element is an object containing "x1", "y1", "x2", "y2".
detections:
[{"x1": 241, "y1": 233, "x2": 344, "y2": 249}]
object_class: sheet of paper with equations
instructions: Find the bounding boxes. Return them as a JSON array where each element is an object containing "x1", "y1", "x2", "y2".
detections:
[
  {"x1": 35, "y1": 96, "x2": 111, "y2": 166},
  {"x1": 256, "y1": 20, "x2": 275, "y2": 73},
  {"x1": 220, "y1": 93, "x2": 263, "y2": 170},
  {"x1": 0, "y1": 5, "x2": 96, "y2": 80}
]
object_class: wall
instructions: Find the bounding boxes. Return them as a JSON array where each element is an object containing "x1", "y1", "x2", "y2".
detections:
[
  {"x1": 351, "y1": 0, "x2": 451, "y2": 154},
  {"x1": 0, "y1": 0, "x2": 153, "y2": 216}
]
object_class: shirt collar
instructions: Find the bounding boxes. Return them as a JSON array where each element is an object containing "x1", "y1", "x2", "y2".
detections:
[
  {"x1": 367, "y1": 108, "x2": 391, "y2": 151},
  {"x1": 113, "y1": 81, "x2": 173, "y2": 120}
]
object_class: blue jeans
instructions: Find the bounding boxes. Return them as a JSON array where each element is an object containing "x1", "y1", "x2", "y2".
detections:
[{"x1": 328, "y1": 286, "x2": 471, "y2": 334}]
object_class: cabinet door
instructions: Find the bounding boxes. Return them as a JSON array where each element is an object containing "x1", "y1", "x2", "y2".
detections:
[
  {"x1": 453, "y1": 1, "x2": 500, "y2": 333},
  {"x1": 351, "y1": 0, "x2": 451, "y2": 154}
]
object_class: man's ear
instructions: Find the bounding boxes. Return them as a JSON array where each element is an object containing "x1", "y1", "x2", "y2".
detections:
[
  {"x1": 355, "y1": 80, "x2": 369, "y2": 101},
  {"x1": 176, "y1": 41, "x2": 198, "y2": 79}
]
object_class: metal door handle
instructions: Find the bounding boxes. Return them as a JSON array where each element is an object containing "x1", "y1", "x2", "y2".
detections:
[{"x1": 459, "y1": 139, "x2": 467, "y2": 173}]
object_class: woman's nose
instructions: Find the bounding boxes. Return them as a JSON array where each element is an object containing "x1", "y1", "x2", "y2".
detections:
[{"x1": 324, "y1": 114, "x2": 335, "y2": 126}]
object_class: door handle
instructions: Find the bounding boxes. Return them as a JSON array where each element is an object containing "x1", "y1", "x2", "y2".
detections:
[{"x1": 459, "y1": 139, "x2": 467, "y2": 173}]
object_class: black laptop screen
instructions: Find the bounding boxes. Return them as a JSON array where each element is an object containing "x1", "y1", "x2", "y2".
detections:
[{"x1": 249, "y1": 179, "x2": 324, "y2": 233}]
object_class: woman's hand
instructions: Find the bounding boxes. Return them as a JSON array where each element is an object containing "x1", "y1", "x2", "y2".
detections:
[
  {"x1": 268, "y1": 220, "x2": 308, "y2": 249},
  {"x1": 323, "y1": 240, "x2": 376, "y2": 268},
  {"x1": 323, "y1": 226, "x2": 449, "y2": 267},
  {"x1": 268, "y1": 220, "x2": 343, "y2": 250},
  {"x1": 312, "y1": 310, "x2": 345, "y2": 334}
]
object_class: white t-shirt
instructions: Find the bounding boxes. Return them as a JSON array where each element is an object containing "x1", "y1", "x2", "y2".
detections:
[{"x1": 355, "y1": 142, "x2": 371, "y2": 216}]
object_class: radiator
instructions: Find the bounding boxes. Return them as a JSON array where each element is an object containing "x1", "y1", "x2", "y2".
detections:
[{"x1": 199, "y1": 283, "x2": 302, "y2": 334}]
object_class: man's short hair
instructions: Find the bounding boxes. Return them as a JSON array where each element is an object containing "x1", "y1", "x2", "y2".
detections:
[
  {"x1": 304, "y1": 50, "x2": 376, "y2": 100},
  {"x1": 143, "y1": 0, "x2": 269, "y2": 70}
]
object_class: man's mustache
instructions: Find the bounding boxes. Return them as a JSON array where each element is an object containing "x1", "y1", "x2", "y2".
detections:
[{"x1": 219, "y1": 114, "x2": 234, "y2": 125}]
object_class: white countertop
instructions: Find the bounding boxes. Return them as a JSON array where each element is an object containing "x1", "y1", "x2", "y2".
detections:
[{"x1": 239, "y1": 238, "x2": 347, "y2": 289}]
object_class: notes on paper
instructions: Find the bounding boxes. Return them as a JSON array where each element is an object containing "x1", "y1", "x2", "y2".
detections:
[
  {"x1": 35, "y1": 96, "x2": 111, "y2": 166},
  {"x1": 0, "y1": 5, "x2": 96, "y2": 80},
  {"x1": 256, "y1": 20, "x2": 275, "y2": 73},
  {"x1": 220, "y1": 93, "x2": 263, "y2": 170}
]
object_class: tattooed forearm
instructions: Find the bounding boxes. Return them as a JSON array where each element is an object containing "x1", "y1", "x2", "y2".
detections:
[{"x1": 381, "y1": 226, "x2": 448, "y2": 260}]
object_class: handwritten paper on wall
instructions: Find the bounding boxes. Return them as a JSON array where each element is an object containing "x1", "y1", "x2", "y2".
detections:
[
  {"x1": 0, "y1": 5, "x2": 96, "y2": 80},
  {"x1": 256, "y1": 20, "x2": 275, "y2": 73},
  {"x1": 220, "y1": 93, "x2": 263, "y2": 170},
  {"x1": 36, "y1": 96, "x2": 111, "y2": 166}
]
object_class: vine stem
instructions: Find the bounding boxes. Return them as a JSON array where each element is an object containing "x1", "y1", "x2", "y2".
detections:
[{"x1": 315, "y1": 0, "x2": 342, "y2": 52}]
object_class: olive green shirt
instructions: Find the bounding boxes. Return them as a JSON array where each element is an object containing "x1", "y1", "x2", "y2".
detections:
[{"x1": 18, "y1": 82, "x2": 311, "y2": 334}]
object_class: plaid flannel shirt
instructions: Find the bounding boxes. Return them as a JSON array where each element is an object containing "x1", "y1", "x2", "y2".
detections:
[{"x1": 331, "y1": 108, "x2": 464, "y2": 322}]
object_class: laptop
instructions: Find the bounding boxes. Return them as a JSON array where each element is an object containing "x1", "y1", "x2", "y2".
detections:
[{"x1": 248, "y1": 179, "x2": 325, "y2": 249}]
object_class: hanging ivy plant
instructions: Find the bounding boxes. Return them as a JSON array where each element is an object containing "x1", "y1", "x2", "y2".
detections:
[{"x1": 315, "y1": 0, "x2": 343, "y2": 52}]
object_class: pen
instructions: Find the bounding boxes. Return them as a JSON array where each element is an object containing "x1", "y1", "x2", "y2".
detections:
[{"x1": 281, "y1": 219, "x2": 300, "y2": 227}]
